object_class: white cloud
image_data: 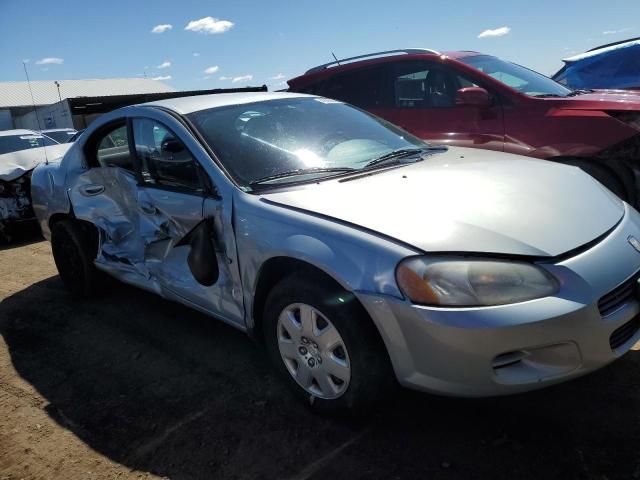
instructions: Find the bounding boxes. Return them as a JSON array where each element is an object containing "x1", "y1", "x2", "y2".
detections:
[
  {"x1": 269, "y1": 73, "x2": 285, "y2": 80},
  {"x1": 152, "y1": 75, "x2": 172, "y2": 81},
  {"x1": 204, "y1": 65, "x2": 219, "y2": 74},
  {"x1": 151, "y1": 24, "x2": 173, "y2": 34},
  {"x1": 192, "y1": 52, "x2": 200, "y2": 57},
  {"x1": 219, "y1": 76, "x2": 230, "y2": 80},
  {"x1": 232, "y1": 74, "x2": 253, "y2": 83},
  {"x1": 477, "y1": 26, "x2": 511, "y2": 39},
  {"x1": 185, "y1": 16, "x2": 234, "y2": 35},
  {"x1": 603, "y1": 27, "x2": 632, "y2": 35},
  {"x1": 35, "y1": 57, "x2": 64, "y2": 65},
  {"x1": 156, "y1": 61, "x2": 171, "y2": 69}
]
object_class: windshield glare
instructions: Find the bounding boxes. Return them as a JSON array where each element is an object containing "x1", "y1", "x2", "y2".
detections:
[
  {"x1": 0, "y1": 134, "x2": 58, "y2": 156},
  {"x1": 188, "y1": 97, "x2": 427, "y2": 188},
  {"x1": 461, "y1": 55, "x2": 571, "y2": 97}
]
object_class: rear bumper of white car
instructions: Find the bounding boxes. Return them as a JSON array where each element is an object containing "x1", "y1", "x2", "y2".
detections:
[{"x1": 357, "y1": 204, "x2": 640, "y2": 397}]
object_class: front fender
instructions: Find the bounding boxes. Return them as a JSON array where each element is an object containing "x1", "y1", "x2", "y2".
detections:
[{"x1": 233, "y1": 192, "x2": 418, "y2": 329}]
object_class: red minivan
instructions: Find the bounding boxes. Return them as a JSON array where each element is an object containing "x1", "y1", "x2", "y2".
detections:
[{"x1": 288, "y1": 49, "x2": 640, "y2": 206}]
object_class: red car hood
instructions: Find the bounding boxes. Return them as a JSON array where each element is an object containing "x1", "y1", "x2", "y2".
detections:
[{"x1": 547, "y1": 89, "x2": 640, "y2": 111}]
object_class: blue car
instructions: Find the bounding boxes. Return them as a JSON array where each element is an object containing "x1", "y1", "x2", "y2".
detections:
[{"x1": 553, "y1": 37, "x2": 640, "y2": 90}]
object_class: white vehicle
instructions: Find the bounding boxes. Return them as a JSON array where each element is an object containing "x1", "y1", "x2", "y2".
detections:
[
  {"x1": 0, "y1": 129, "x2": 71, "y2": 239},
  {"x1": 37, "y1": 128, "x2": 78, "y2": 144}
]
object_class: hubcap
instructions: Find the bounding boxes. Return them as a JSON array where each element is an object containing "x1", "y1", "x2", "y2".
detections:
[{"x1": 277, "y1": 303, "x2": 351, "y2": 399}]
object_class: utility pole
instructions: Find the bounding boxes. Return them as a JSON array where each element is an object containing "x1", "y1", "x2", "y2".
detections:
[{"x1": 54, "y1": 81, "x2": 62, "y2": 102}]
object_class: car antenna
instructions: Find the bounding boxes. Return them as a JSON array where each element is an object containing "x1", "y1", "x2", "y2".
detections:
[
  {"x1": 22, "y1": 61, "x2": 49, "y2": 165},
  {"x1": 331, "y1": 52, "x2": 341, "y2": 66}
]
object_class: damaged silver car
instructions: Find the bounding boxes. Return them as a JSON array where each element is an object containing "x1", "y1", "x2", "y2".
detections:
[
  {"x1": 32, "y1": 92, "x2": 640, "y2": 413},
  {"x1": 0, "y1": 129, "x2": 70, "y2": 240}
]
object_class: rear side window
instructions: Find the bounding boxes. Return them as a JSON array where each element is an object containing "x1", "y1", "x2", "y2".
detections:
[
  {"x1": 301, "y1": 64, "x2": 391, "y2": 108},
  {"x1": 95, "y1": 124, "x2": 134, "y2": 171},
  {"x1": 392, "y1": 61, "x2": 461, "y2": 108},
  {"x1": 132, "y1": 118, "x2": 204, "y2": 193}
]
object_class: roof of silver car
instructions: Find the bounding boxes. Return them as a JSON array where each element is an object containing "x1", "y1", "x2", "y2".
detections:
[{"x1": 143, "y1": 91, "x2": 310, "y2": 115}]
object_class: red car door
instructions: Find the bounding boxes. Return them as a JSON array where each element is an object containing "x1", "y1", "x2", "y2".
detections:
[{"x1": 376, "y1": 60, "x2": 505, "y2": 152}]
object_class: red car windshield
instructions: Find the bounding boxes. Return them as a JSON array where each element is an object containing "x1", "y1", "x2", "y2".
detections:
[{"x1": 461, "y1": 55, "x2": 572, "y2": 98}]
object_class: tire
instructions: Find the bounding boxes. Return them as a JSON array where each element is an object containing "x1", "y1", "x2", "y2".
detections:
[
  {"x1": 51, "y1": 219, "x2": 100, "y2": 297},
  {"x1": 562, "y1": 158, "x2": 629, "y2": 202},
  {"x1": 262, "y1": 273, "x2": 395, "y2": 415}
]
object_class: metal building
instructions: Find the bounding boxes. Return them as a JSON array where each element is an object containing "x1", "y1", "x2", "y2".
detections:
[{"x1": 0, "y1": 78, "x2": 175, "y2": 131}]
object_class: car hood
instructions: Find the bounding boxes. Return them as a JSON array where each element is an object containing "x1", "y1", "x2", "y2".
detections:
[
  {"x1": 0, "y1": 143, "x2": 71, "y2": 182},
  {"x1": 261, "y1": 147, "x2": 625, "y2": 257},
  {"x1": 548, "y1": 89, "x2": 640, "y2": 111}
]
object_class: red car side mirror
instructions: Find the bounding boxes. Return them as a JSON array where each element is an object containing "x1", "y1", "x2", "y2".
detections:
[{"x1": 455, "y1": 87, "x2": 491, "y2": 107}]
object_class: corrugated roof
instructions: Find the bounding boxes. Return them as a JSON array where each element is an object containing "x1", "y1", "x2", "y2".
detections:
[{"x1": 0, "y1": 78, "x2": 176, "y2": 108}]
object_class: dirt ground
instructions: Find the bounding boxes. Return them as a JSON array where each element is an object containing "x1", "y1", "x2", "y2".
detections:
[{"x1": 1, "y1": 227, "x2": 640, "y2": 480}]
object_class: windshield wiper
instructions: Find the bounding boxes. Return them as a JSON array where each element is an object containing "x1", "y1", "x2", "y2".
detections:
[
  {"x1": 249, "y1": 167, "x2": 356, "y2": 188},
  {"x1": 567, "y1": 88, "x2": 595, "y2": 97},
  {"x1": 363, "y1": 146, "x2": 446, "y2": 169}
]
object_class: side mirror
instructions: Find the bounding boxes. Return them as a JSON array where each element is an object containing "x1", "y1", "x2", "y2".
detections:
[
  {"x1": 455, "y1": 87, "x2": 491, "y2": 107},
  {"x1": 186, "y1": 218, "x2": 219, "y2": 287},
  {"x1": 161, "y1": 138, "x2": 185, "y2": 153}
]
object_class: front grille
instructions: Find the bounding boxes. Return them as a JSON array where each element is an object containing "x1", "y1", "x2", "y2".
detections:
[
  {"x1": 598, "y1": 273, "x2": 639, "y2": 317},
  {"x1": 610, "y1": 315, "x2": 640, "y2": 350}
]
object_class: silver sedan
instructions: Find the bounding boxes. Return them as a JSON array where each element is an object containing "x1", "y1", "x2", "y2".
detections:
[{"x1": 31, "y1": 92, "x2": 640, "y2": 413}]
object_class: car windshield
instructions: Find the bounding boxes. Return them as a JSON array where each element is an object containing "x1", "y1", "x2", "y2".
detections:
[
  {"x1": 0, "y1": 133, "x2": 58, "y2": 155},
  {"x1": 188, "y1": 97, "x2": 429, "y2": 189},
  {"x1": 42, "y1": 130, "x2": 75, "y2": 143},
  {"x1": 461, "y1": 55, "x2": 572, "y2": 97}
]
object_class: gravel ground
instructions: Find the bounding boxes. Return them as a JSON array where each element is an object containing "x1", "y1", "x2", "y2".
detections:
[{"x1": 1, "y1": 228, "x2": 640, "y2": 480}]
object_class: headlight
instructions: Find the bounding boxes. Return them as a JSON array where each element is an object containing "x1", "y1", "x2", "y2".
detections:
[
  {"x1": 607, "y1": 111, "x2": 640, "y2": 130},
  {"x1": 396, "y1": 257, "x2": 559, "y2": 307}
]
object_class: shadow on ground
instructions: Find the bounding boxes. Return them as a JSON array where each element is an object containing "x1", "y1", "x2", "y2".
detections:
[
  {"x1": 0, "y1": 221, "x2": 43, "y2": 251},
  {"x1": 1, "y1": 276, "x2": 639, "y2": 479}
]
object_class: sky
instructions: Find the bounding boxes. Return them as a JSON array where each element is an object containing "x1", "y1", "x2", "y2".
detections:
[{"x1": 0, "y1": 0, "x2": 638, "y2": 92}]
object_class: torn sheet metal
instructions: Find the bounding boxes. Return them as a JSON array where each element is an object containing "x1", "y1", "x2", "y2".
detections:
[
  {"x1": 67, "y1": 163, "x2": 245, "y2": 324},
  {"x1": 70, "y1": 167, "x2": 196, "y2": 284},
  {"x1": 0, "y1": 173, "x2": 32, "y2": 222}
]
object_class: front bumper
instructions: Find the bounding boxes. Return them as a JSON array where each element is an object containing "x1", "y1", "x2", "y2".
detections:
[{"x1": 357, "y1": 204, "x2": 640, "y2": 397}]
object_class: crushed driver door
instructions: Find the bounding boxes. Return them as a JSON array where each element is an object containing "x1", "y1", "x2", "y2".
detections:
[
  {"x1": 130, "y1": 117, "x2": 244, "y2": 327},
  {"x1": 71, "y1": 117, "x2": 244, "y2": 327}
]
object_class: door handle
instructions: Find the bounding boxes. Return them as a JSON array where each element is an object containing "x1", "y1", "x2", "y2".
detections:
[
  {"x1": 80, "y1": 184, "x2": 105, "y2": 196},
  {"x1": 140, "y1": 202, "x2": 158, "y2": 215}
]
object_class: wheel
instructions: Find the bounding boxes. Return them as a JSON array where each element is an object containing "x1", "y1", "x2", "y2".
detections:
[
  {"x1": 563, "y1": 158, "x2": 629, "y2": 202},
  {"x1": 51, "y1": 219, "x2": 100, "y2": 297},
  {"x1": 262, "y1": 273, "x2": 395, "y2": 415}
]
